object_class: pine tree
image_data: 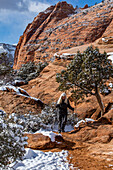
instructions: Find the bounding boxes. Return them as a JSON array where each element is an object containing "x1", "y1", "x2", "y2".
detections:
[{"x1": 56, "y1": 46, "x2": 113, "y2": 116}]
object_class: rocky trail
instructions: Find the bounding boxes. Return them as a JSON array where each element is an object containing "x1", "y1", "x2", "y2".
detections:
[
  {"x1": 23, "y1": 117, "x2": 113, "y2": 170},
  {"x1": 63, "y1": 132, "x2": 113, "y2": 170}
]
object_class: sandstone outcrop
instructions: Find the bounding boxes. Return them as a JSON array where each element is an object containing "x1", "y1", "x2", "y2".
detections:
[
  {"x1": 0, "y1": 86, "x2": 44, "y2": 114},
  {"x1": 71, "y1": 121, "x2": 113, "y2": 144},
  {"x1": 62, "y1": 123, "x2": 113, "y2": 169},
  {"x1": 75, "y1": 90, "x2": 113, "y2": 120},
  {"x1": 24, "y1": 132, "x2": 70, "y2": 149},
  {"x1": 14, "y1": 1, "x2": 113, "y2": 69},
  {"x1": 21, "y1": 62, "x2": 66, "y2": 104}
]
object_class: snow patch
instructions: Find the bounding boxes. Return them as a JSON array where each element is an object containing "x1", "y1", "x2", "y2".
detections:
[
  {"x1": 0, "y1": 85, "x2": 43, "y2": 103},
  {"x1": 74, "y1": 118, "x2": 95, "y2": 128},
  {"x1": 35, "y1": 130, "x2": 62, "y2": 142},
  {"x1": 11, "y1": 149, "x2": 73, "y2": 170},
  {"x1": 85, "y1": 118, "x2": 95, "y2": 123},
  {"x1": 102, "y1": 37, "x2": 108, "y2": 42},
  {"x1": 24, "y1": 148, "x2": 38, "y2": 159}
]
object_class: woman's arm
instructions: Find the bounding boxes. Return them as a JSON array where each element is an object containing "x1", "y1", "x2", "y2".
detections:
[{"x1": 67, "y1": 99, "x2": 74, "y2": 111}]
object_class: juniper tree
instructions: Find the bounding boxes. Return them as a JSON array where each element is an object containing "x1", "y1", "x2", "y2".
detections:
[
  {"x1": 56, "y1": 46, "x2": 113, "y2": 116},
  {"x1": 17, "y1": 61, "x2": 48, "y2": 81}
]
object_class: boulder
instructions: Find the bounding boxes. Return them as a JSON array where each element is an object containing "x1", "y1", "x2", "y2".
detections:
[
  {"x1": 70, "y1": 116, "x2": 113, "y2": 144},
  {"x1": 70, "y1": 123, "x2": 113, "y2": 144},
  {"x1": 24, "y1": 132, "x2": 67, "y2": 150},
  {"x1": 12, "y1": 80, "x2": 28, "y2": 86},
  {"x1": 0, "y1": 91, "x2": 44, "y2": 115}
]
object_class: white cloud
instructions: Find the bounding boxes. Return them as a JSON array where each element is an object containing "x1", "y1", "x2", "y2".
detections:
[
  {"x1": 0, "y1": 0, "x2": 51, "y2": 44},
  {"x1": 28, "y1": 1, "x2": 50, "y2": 13},
  {"x1": 17, "y1": 2, "x2": 23, "y2": 8}
]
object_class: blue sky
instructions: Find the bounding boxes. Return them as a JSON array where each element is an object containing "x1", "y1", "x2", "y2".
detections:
[{"x1": 0, "y1": 0, "x2": 102, "y2": 45}]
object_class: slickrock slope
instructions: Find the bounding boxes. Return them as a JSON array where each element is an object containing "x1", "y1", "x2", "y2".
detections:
[
  {"x1": 21, "y1": 62, "x2": 66, "y2": 104},
  {"x1": 14, "y1": 1, "x2": 113, "y2": 69}
]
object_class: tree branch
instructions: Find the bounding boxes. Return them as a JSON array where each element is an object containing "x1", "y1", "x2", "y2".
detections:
[{"x1": 74, "y1": 82, "x2": 95, "y2": 95}]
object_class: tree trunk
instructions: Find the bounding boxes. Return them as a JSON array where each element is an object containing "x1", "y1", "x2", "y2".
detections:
[{"x1": 95, "y1": 85, "x2": 104, "y2": 117}]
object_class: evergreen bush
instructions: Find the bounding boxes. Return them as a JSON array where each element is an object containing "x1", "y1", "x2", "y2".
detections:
[
  {"x1": 17, "y1": 61, "x2": 48, "y2": 81},
  {"x1": 0, "y1": 113, "x2": 27, "y2": 168}
]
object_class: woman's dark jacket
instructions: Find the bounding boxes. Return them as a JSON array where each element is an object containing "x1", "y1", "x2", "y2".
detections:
[{"x1": 56, "y1": 99, "x2": 74, "y2": 115}]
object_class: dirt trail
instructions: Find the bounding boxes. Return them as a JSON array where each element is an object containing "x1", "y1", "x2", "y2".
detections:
[{"x1": 63, "y1": 132, "x2": 113, "y2": 170}]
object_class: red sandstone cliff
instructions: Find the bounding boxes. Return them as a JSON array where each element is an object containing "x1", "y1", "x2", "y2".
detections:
[{"x1": 14, "y1": 1, "x2": 113, "y2": 70}]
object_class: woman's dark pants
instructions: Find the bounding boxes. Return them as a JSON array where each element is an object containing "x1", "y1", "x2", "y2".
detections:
[{"x1": 58, "y1": 113, "x2": 67, "y2": 132}]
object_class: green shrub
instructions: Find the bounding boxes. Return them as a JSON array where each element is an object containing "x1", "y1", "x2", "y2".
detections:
[
  {"x1": 17, "y1": 61, "x2": 48, "y2": 81},
  {"x1": 0, "y1": 113, "x2": 27, "y2": 168}
]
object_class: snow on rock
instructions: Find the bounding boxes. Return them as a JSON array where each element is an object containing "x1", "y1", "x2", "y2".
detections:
[
  {"x1": 85, "y1": 118, "x2": 95, "y2": 123},
  {"x1": 74, "y1": 120, "x2": 86, "y2": 128},
  {"x1": 0, "y1": 43, "x2": 16, "y2": 64},
  {"x1": 102, "y1": 37, "x2": 108, "y2": 43},
  {"x1": 109, "y1": 83, "x2": 113, "y2": 88},
  {"x1": 0, "y1": 43, "x2": 16, "y2": 57},
  {"x1": 0, "y1": 85, "x2": 43, "y2": 103},
  {"x1": 54, "y1": 52, "x2": 76, "y2": 60},
  {"x1": 35, "y1": 130, "x2": 62, "y2": 142},
  {"x1": 11, "y1": 149, "x2": 73, "y2": 170},
  {"x1": 74, "y1": 118, "x2": 95, "y2": 128},
  {"x1": 0, "y1": 86, "x2": 7, "y2": 91},
  {"x1": 12, "y1": 80, "x2": 27, "y2": 86},
  {"x1": 0, "y1": 109, "x2": 6, "y2": 116},
  {"x1": 107, "y1": 52, "x2": 113, "y2": 63}
]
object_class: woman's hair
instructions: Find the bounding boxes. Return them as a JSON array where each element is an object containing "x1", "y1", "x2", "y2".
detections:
[{"x1": 57, "y1": 93, "x2": 68, "y2": 104}]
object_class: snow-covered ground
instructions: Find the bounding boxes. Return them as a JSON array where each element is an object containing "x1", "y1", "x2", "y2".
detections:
[
  {"x1": 9, "y1": 130, "x2": 75, "y2": 170},
  {"x1": 1, "y1": 112, "x2": 75, "y2": 170},
  {"x1": 10, "y1": 149, "x2": 75, "y2": 170},
  {"x1": 0, "y1": 101, "x2": 75, "y2": 169}
]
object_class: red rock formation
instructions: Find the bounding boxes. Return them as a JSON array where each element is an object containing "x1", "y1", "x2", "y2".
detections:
[
  {"x1": 0, "y1": 90, "x2": 44, "y2": 114},
  {"x1": 82, "y1": 4, "x2": 89, "y2": 9},
  {"x1": 24, "y1": 132, "x2": 68, "y2": 149},
  {"x1": 14, "y1": 1, "x2": 113, "y2": 70},
  {"x1": 14, "y1": 1, "x2": 75, "y2": 69}
]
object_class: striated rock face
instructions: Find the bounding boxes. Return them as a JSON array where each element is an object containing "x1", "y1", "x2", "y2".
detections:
[
  {"x1": 14, "y1": 1, "x2": 113, "y2": 69},
  {"x1": 14, "y1": 1, "x2": 75, "y2": 69}
]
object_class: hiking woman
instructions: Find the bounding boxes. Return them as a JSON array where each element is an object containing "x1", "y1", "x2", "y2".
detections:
[{"x1": 56, "y1": 93, "x2": 74, "y2": 133}]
